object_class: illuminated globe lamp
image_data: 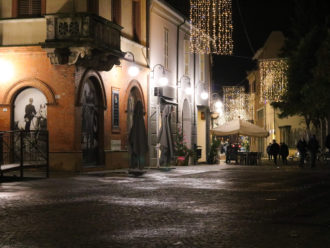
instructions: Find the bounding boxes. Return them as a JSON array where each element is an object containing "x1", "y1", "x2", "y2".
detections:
[
  {"x1": 201, "y1": 90, "x2": 209, "y2": 100},
  {"x1": 215, "y1": 100, "x2": 222, "y2": 110},
  {"x1": 124, "y1": 51, "x2": 140, "y2": 77},
  {"x1": 128, "y1": 64, "x2": 139, "y2": 77},
  {"x1": 0, "y1": 59, "x2": 14, "y2": 84},
  {"x1": 185, "y1": 87, "x2": 193, "y2": 95},
  {"x1": 159, "y1": 76, "x2": 168, "y2": 87}
]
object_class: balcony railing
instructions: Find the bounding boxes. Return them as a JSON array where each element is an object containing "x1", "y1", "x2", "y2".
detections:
[{"x1": 42, "y1": 13, "x2": 123, "y2": 70}]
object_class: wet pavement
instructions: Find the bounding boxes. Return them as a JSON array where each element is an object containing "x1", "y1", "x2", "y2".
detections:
[{"x1": 1, "y1": 163, "x2": 330, "y2": 248}]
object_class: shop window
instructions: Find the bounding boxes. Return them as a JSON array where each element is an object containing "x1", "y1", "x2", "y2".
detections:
[
  {"x1": 112, "y1": 88, "x2": 120, "y2": 131},
  {"x1": 112, "y1": 0, "x2": 121, "y2": 25},
  {"x1": 12, "y1": 0, "x2": 46, "y2": 18},
  {"x1": 132, "y1": 0, "x2": 141, "y2": 42}
]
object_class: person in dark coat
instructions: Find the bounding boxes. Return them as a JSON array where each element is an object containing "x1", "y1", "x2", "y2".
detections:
[
  {"x1": 308, "y1": 134, "x2": 319, "y2": 168},
  {"x1": 225, "y1": 143, "x2": 232, "y2": 164},
  {"x1": 266, "y1": 143, "x2": 272, "y2": 160},
  {"x1": 128, "y1": 101, "x2": 148, "y2": 169},
  {"x1": 280, "y1": 142, "x2": 289, "y2": 165},
  {"x1": 270, "y1": 139, "x2": 280, "y2": 165},
  {"x1": 24, "y1": 98, "x2": 37, "y2": 131},
  {"x1": 297, "y1": 138, "x2": 307, "y2": 167}
]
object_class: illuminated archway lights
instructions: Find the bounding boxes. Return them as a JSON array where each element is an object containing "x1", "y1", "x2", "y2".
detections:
[{"x1": 190, "y1": 0, "x2": 233, "y2": 55}]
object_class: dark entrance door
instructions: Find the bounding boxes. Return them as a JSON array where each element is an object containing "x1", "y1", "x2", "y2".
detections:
[{"x1": 81, "y1": 79, "x2": 100, "y2": 166}]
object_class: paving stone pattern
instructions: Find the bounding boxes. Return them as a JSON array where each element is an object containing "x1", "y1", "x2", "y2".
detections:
[{"x1": 1, "y1": 164, "x2": 330, "y2": 248}]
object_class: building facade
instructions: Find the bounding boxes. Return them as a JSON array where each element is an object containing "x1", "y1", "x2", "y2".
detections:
[
  {"x1": 0, "y1": 0, "x2": 212, "y2": 171},
  {"x1": 0, "y1": 0, "x2": 149, "y2": 171},
  {"x1": 148, "y1": 0, "x2": 211, "y2": 166},
  {"x1": 248, "y1": 31, "x2": 310, "y2": 156}
]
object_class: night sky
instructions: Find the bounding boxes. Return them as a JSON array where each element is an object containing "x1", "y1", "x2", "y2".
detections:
[{"x1": 164, "y1": 0, "x2": 294, "y2": 92}]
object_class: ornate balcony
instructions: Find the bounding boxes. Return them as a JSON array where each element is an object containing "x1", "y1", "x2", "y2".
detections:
[{"x1": 41, "y1": 13, "x2": 123, "y2": 71}]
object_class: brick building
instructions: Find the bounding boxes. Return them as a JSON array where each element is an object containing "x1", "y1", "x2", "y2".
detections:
[{"x1": 0, "y1": 0, "x2": 149, "y2": 171}]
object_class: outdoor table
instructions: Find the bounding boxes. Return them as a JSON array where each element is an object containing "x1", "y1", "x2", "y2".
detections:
[{"x1": 237, "y1": 152, "x2": 260, "y2": 165}]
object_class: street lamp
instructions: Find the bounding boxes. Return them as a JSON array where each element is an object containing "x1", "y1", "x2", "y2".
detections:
[
  {"x1": 124, "y1": 51, "x2": 140, "y2": 77},
  {"x1": 151, "y1": 64, "x2": 168, "y2": 87},
  {"x1": 0, "y1": 59, "x2": 14, "y2": 84},
  {"x1": 196, "y1": 82, "x2": 209, "y2": 100},
  {"x1": 211, "y1": 92, "x2": 224, "y2": 127},
  {"x1": 178, "y1": 75, "x2": 192, "y2": 95}
]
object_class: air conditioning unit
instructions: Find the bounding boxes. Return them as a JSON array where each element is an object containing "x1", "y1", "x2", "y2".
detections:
[{"x1": 154, "y1": 86, "x2": 176, "y2": 99}]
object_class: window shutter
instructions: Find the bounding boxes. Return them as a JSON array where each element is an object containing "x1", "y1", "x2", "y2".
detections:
[
  {"x1": 112, "y1": 0, "x2": 121, "y2": 25},
  {"x1": 18, "y1": 0, "x2": 41, "y2": 17},
  {"x1": 31, "y1": 0, "x2": 41, "y2": 15}
]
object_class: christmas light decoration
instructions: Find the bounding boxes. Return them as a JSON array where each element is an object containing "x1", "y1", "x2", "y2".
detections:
[
  {"x1": 223, "y1": 86, "x2": 251, "y2": 121},
  {"x1": 259, "y1": 59, "x2": 288, "y2": 103},
  {"x1": 190, "y1": 0, "x2": 233, "y2": 55}
]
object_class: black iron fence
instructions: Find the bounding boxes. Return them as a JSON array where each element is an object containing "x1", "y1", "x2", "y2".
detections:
[{"x1": 0, "y1": 130, "x2": 49, "y2": 178}]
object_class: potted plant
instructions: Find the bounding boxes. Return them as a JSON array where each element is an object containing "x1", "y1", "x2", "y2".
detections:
[
  {"x1": 207, "y1": 135, "x2": 221, "y2": 164},
  {"x1": 174, "y1": 128, "x2": 191, "y2": 165}
]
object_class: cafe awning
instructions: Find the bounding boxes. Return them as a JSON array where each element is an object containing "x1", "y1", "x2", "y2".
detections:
[{"x1": 211, "y1": 119, "x2": 269, "y2": 138}]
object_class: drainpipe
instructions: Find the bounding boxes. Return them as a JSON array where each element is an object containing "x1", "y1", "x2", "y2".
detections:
[
  {"x1": 176, "y1": 18, "x2": 186, "y2": 123},
  {"x1": 193, "y1": 53, "x2": 196, "y2": 126},
  {"x1": 146, "y1": 0, "x2": 150, "y2": 64}
]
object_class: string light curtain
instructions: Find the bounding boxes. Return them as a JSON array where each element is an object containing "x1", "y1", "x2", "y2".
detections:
[
  {"x1": 259, "y1": 59, "x2": 288, "y2": 103},
  {"x1": 223, "y1": 86, "x2": 250, "y2": 121},
  {"x1": 190, "y1": 0, "x2": 233, "y2": 55}
]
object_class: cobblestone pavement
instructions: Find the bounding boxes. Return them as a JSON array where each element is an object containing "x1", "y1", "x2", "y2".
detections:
[{"x1": 1, "y1": 163, "x2": 330, "y2": 248}]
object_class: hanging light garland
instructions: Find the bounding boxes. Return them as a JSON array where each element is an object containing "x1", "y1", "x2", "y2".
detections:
[
  {"x1": 190, "y1": 0, "x2": 233, "y2": 55},
  {"x1": 223, "y1": 86, "x2": 251, "y2": 121},
  {"x1": 259, "y1": 59, "x2": 288, "y2": 103}
]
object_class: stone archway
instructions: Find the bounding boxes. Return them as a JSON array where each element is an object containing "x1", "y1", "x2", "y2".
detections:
[
  {"x1": 182, "y1": 99, "x2": 192, "y2": 148},
  {"x1": 126, "y1": 85, "x2": 145, "y2": 168},
  {"x1": 80, "y1": 76, "x2": 104, "y2": 166},
  {"x1": 12, "y1": 87, "x2": 48, "y2": 131}
]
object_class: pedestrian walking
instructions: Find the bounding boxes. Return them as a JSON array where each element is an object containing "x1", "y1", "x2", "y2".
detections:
[
  {"x1": 280, "y1": 142, "x2": 289, "y2": 165},
  {"x1": 267, "y1": 143, "x2": 272, "y2": 160},
  {"x1": 308, "y1": 134, "x2": 319, "y2": 168},
  {"x1": 270, "y1": 139, "x2": 280, "y2": 165},
  {"x1": 225, "y1": 142, "x2": 232, "y2": 164},
  {"x1": 297, "y1": 138, "x2": 307, "y2": 167}
]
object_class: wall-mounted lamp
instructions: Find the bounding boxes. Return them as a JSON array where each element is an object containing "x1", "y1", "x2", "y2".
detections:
[
  {"x1": 151, "y1": 64, "x2": 168, "y2": 87},
  {"x1": 196, "y1": 83, "x2": 209, "y2": 100},
  {"x1": 124, "y1": 52, "x2": 140, "y2": 77},
  {"x1": 0, "y1": 59, "x2": 14, "y2": 84},
  {"x1": 178, "y1": 75, "x2": 192, "y2": 95},
  {"x1": 201, "y1": 90, "x2": 209, "y2": 100}
]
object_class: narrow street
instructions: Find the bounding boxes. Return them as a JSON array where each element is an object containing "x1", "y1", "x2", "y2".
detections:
[{"x1": 1, "y1": 164, "x2": 330, "y2": 248}]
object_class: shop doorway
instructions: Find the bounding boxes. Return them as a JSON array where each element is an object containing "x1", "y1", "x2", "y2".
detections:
[{"x1": 81, "y1": 78, "x2": 103, "y2": 166}]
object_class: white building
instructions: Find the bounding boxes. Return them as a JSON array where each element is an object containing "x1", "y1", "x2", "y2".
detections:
[{"x1": 148, "y1": 0, "x2": 212, "y2": 166}]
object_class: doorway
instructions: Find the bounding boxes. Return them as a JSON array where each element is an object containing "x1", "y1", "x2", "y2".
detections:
[{"x1": 81, "y1": 78, "x2": 102, "y2": 166}]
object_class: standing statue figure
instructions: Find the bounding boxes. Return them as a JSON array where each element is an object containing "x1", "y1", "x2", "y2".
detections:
[{"x1": 24, "y1": 98, "x2": 36, "y2": 131}]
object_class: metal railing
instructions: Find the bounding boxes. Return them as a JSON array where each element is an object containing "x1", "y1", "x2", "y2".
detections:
[{"x1": 0, "y1": 130, "x2": 49, "y2": 178}]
